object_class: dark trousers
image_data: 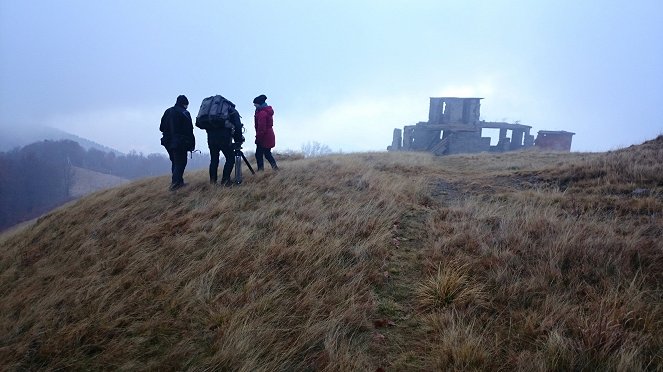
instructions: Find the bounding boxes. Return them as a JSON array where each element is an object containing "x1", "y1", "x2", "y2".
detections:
[
  {"x1": 255, "y1": 145, "x2": 277, "y2": 170},
  {"x1": 167, "y1": 149, "x2": 188, "y2": 185},
  {"x1": 209, "y1": 144, "x2": 235, "y2": 182}
]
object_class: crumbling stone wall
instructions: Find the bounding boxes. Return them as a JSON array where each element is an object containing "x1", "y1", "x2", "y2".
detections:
[
  {"x1": 446, "y1": 132, "x2": 491, "y2": 154},
  {"x1": 534, "y1": 131, "x2": 574, "y2": 151},
  {"x1": 388, "y1": 128, "x2": 402, "y2": 151},
  {"x1": 429, "y1": 97, "x2": 481, "y2": 125},
  {"x1": 389, "y1": 97, "x2": 573, "y2": 156}
]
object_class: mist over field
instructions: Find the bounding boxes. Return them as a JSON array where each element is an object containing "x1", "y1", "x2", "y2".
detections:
[{"x1": 1, "y1": 1, "x2": 662, "y2": 155}]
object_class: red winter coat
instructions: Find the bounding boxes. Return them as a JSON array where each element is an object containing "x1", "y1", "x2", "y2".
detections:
[{"x1": 255, "y1": 106, "x2": 275, "y2": 149}]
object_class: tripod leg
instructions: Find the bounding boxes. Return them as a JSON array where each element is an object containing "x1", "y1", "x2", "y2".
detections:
[
  {"x1": 234, "y1": 154, "x2": 243, "y2": 184},
  {"x1": 241, "y1": 153, "x2": 256, "y2": 174}
]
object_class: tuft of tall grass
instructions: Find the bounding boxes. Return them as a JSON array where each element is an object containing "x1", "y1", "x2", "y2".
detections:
[{"x1": 415, "y1": 262, "x2": 487, "y2": 311}]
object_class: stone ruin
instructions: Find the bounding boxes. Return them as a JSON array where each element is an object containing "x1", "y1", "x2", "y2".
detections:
[
  {"x1": 388, "y1": 97, "x2": 574, "y2": 155},
  {"x1": 533, "y1": 130, "x2": 575, "y2": 151}
]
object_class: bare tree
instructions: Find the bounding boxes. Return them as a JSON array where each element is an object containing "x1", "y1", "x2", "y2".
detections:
[{"x1": 301, "y1": 141, "x2": 332, "y2": 158}]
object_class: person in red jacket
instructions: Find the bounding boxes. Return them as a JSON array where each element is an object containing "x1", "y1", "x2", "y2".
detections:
[{"x1": 253, "y1": 94, "x2": 278, "y2": 171}]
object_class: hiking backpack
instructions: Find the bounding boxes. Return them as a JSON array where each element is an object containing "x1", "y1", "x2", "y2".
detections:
[{"x1": 195, "y1": 95, "x2": 237, "y2": 130}]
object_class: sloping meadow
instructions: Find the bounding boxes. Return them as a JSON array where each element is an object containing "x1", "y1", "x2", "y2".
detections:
[
  {"x1": 375, "y1": 138, "x2": 662, "y2": 370},
  {"x1": 0, "y1": 153, "x2": 431, "y2": 370},
  {"x1": 1, "y1": 138, "x2": 662, "y2": 371}
]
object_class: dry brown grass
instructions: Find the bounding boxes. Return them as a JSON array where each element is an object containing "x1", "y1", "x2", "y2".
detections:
[
  {"x1": 1, "y1": 137, "x2": 662, "y2": 371},
  {"x1": 415, "y1": 262, "x2": 488, "y2": 311},
  {"x1": 0, "y1": 152, "x2": 428, "y2": 370}
]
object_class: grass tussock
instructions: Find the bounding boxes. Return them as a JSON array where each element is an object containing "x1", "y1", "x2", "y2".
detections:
[
  {"x1": 415, "y1": 262, "x2": 487, "y2": 311},
  {"x1": 1, "y1": 137, "x2": 663, "y2": 370}
]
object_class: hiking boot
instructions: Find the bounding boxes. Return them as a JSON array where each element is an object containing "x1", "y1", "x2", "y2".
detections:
[
  {"x1": 210, "y1": 179, "x2": 217, "y2": 185},
  {"x1": 169, "y1": 182, "x2": 185, "y2": 191},
  {"x1": 220, "y1": 179, "x2": 232, "y2": 187}
]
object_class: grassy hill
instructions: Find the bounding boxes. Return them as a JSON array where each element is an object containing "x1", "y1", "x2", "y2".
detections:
[{"x1": 1, "y1": 137, "x2": 661, "y2": 371}]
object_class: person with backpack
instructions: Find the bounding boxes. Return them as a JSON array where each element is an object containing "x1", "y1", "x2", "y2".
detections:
[
  {"x1": 195, "y1": 95, "x2": 245, "y2": 186},
  {"x1": 253, "y1": 94, "x2": 278, "y2": 171},
  {"x1": 160, "y1": 95, "x2": 195, "y2": 191}
]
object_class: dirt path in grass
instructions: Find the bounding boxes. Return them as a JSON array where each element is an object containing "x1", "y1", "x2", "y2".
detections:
[{"x1": 370, "y1": 178, "x2": 461, "y2": 370}]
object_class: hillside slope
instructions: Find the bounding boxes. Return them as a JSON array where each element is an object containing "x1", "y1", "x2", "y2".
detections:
[
  {"x1": 1, "y1": 138, "x2": 662, "y2": 370},
  {"x1": 69, "y1": 166, "x2": 130, "y2": 198}
]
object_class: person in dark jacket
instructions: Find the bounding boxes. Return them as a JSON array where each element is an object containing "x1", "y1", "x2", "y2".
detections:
[
  {"x1": 203, "y1": 98, "x2": 244, "y2": 186},
  {"x1": 253, "y1": 94, "x2": 278, "y2": 171},
  {"x1": 160, "y1": 95, "x2": 195, "y2": 191}
]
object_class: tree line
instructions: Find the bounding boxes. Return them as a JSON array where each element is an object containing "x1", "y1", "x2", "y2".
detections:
[
  {"x1": 0, "y1": 140, "x2": 208, "y2": 230},
  {"x1": 1, "y1": 139, "x2": 335, "y2": 230}
]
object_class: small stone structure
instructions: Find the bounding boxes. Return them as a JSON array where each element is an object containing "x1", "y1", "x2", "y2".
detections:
[
  {"x1": 534, "y1": 130, "x2": 575, "y2": 151},
  {"x1": 388, "y1": 97, "x2": 573, "y2": 155}
]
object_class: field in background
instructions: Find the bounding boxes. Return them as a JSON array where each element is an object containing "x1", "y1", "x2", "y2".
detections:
[
  {"x1": 69, "y1": 166, "x2": 130, "y2": 198},
  {"x1": 1, "y1": 136, "x2": 661, "y2": 370}
]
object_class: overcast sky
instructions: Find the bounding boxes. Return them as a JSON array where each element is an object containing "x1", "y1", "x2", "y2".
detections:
[{"x1": 1, "y1": 0, "x2": 662, "y2": 154}]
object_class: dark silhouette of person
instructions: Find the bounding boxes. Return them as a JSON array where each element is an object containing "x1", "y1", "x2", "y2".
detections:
[
  {"x1": 160, "y1": 95, "x2": 195, "y2": 191},
  {"x1": 253, "y1": 94, "x2": 278, "y2": 171},
  {"x1": 203, "y1": 99, "x2": 244, "y2": 186}
]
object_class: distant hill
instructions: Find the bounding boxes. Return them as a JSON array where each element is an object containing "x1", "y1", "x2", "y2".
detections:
[
  {"x1": 1, "y1": 138, "x2": 661, "y2": 370},
  {"x1": 0, "y1": 125, "x2": 122, "y2": 154}
]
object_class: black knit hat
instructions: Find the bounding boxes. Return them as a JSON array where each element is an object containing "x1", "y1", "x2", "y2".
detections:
[
  {"x1": 176, "y1": 95, "x2": 189, "y2": 106},
  {"x1": 253, "y1": 94, "x2": 267, "y2": 104}
]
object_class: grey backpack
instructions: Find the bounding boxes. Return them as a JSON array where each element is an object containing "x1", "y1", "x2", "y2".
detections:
[{"x1": 195, "y1": 95, "x2": 236, "y2": 130}]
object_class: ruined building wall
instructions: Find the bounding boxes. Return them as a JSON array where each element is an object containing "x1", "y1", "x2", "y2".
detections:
[
  {"x1": 390, "y1": 97, "x2": 570, "y2": 155},
  {"x1": 464, "y1": 99, "x2": 482, "y2": 124},
  {"x1": 446, "y1": 132, "x2": 491, "y2": 154},
  {"x1": 412, "y1": 126, "x2": 441, "y2": 150},
  {"x1": 510, "y1": 129, "x2": 525, "y2": 150},
  {"x1": 388, "y1": 128, "x2": 402, "y2": 151},
  {"x1": 428, "y1": 98, "x2": 445, "y2": 124},
  {"x1": 429, "y1": 97, "x2": 481, "y2": 125},
  {"x1": 535, "y1": 132, "x2": 574, "y2": 151},
  {"x1": 442, "y1": 98, "x2": 465, "y2": 123}
]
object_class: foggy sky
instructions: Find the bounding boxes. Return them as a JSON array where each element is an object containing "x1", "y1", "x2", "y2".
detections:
[{"x1": 1, "y1": 0, "x2": 662, "y2": 154}]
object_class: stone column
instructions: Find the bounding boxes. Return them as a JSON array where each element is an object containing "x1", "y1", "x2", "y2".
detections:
[
  {"x1": 524, "y1": 128, "x2": 534, "y2": 148},
  {"x1": 390, "y1": 128, "x2": 402, "y2": 151},
  {"x1": 402, "y1": 126, "x2": 415, "y2": 150},
  {"x1": 512, "y1": 129, "x2": 524, "y2": 149}
]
